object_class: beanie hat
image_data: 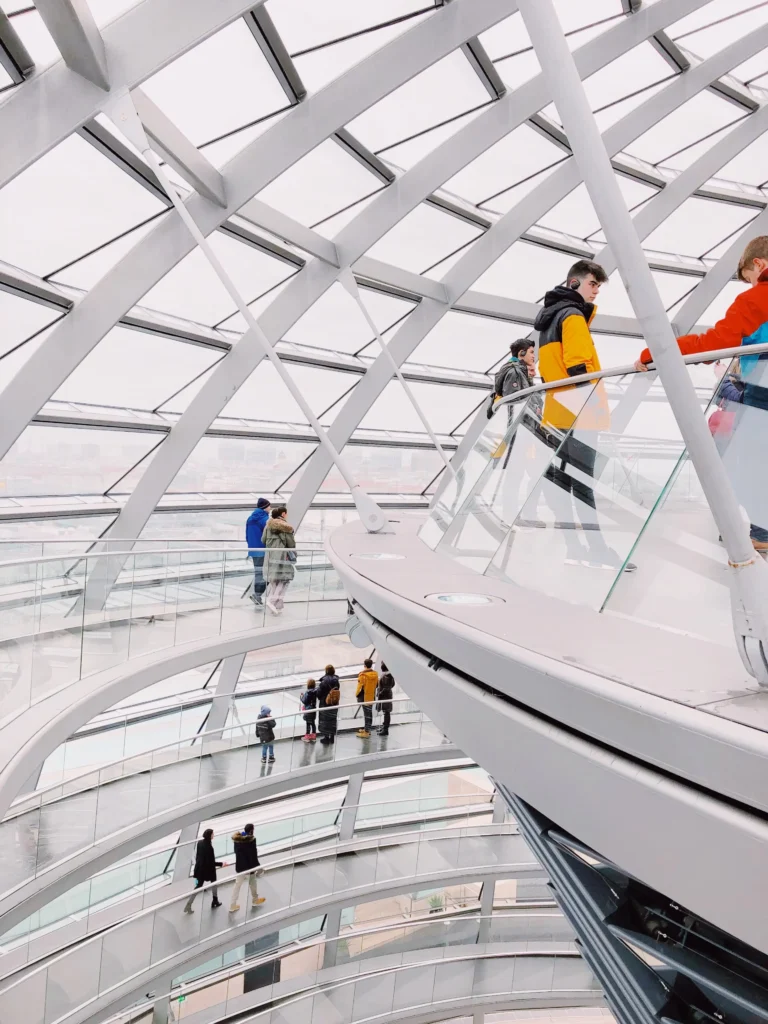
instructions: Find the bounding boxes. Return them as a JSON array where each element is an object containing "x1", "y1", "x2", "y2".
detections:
[
  {"x1": 260, "y1": 705, "x2": 271, "y2": 715},
  {"x1": 257, "y1": 497, "x2": 270, "y2": 509}
]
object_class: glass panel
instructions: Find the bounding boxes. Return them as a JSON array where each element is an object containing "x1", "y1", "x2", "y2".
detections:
[
  {"x1": 161, "y1": 437, "x2": 317, "y2": 494},
  {"x1": 139, "y1": 232, "x2": 296, "y2": 327},
  {"x1": 220, "y1": 362, "x2": 355, "y2": 423},
  {"x1": 473, "y1": 240, "x2": 573, "y2": 300},
  {"x1": 359, "y1": 380, "x2": 484, "y2": 434},
  {"x1": 624, "y1": 92, "x2": 744, "y2": 169},
  {"x1": 0, "y1": 292, "x2": 62, "y2": 359},
  {"x1": 0, "y1": 134, "x2": 164, "y2": 277},
  {"x1": 140, "y1": 21, "x2": 288, "y2": 151},
  {"x1": 268, "y1": 0, "x2": 429, "y2": 55},
  {"x1": 0, "y1": 425, "x2": 164, "y2": 497},
  {"x1": 642, "y1": 199, "x2": 757, "y2": 261},
  {"x1": 319, "y1": 446, "x2": 445, "y2": 494},
  {"x1": 52, "y1": 327, "x2": 221, "y2": 410},
  {"x1": 249, "y1": 139, "x2": 382, "y2": 227},
  {"x1": 284, "y1": 284, "x2": 414, "y2": 354},
  {"x1": 346, "y1": 51, "x2": 490, "y2": 155},
  {"x1": 365, "y1": 204, "x2": 483, "y2": 275},
  {"x1": 408, "y1": 311, "x2": 512, "y2": 372}
]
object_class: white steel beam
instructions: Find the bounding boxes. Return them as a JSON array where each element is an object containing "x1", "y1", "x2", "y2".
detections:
[
  {"x1": 93, "y1": 0, "x2": 701, "y2": 550},
  {"x1": 0, "y1": 0, "x2": 264, "y2": 190},
  {"x1": 34, "y1": 0, "x2": 109, "y2": 90},
  {"x1": 131, "y1": 88, "x2": 227, "y2": 207}
]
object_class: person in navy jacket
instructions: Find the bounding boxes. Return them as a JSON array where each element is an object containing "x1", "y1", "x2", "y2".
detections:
[{"x1": 246, "y1": 498, "x2": 271, "y2": 604}]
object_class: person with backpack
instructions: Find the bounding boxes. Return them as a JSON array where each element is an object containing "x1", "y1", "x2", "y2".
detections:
[
  {"x1": 317, "y1": 664, "x2": 340, "y2": 706},
  {"x1": 256, "y1": 705, "x2": 276, "y2": 763},
  {"x1": 183, "y1": 828, "x2": 224, "y2": 913},
  {"x1": 300, "y1": 678, "x2": 318, "y2": 742},
  {"x1": 376, "y1": 663, "x2": 394, "y2": 736},
  {"x1": 356, "y1": 658, "x2": 378, "y2": 738},
  {"x1": 245, "y1": 498, "x2": 270, "y2": 605},
  {"x1": 318, "y1": 686, "x2": 340, "y2": 745},
  {"x1": 228, "y1": 823, "x2": 265, "y2": 913},
  {"x1": 487, "y1": 339, "x2": 537, "y2": 422}
]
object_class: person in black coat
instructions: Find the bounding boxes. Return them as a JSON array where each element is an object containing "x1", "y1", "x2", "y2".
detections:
[
  {"x1": 229, "y1": 823, "x2": 266, "y2": 912},
  {"x1": 317, "y1": 665, "x2": 340, "y2": 706},
  {"x1": 318, "y1": 686, "x2": 340, "y2": 744},
  {"x1": 183, "y1": 828, "x2": 223, "y2": 912},
  {"x1": 376, "y1": 663, "x2": 395, "y2": 736}
]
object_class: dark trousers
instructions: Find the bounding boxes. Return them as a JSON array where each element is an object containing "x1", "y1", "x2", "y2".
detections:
[
  {"x1": 362, "y1": 704, "x2": 373, "y2": 732},
  {"x1": 379, "y1": 709, "x2": 390, "y2": 733},
  {"x1": 251, "y1": 554, "x2": 266, "y2": 596},
  {"x1": 542, "y1": 434, "x2": 609, "y2": 556},
  {"x1": 304, "y1": 712, "x2": 316, "y2": 735}
]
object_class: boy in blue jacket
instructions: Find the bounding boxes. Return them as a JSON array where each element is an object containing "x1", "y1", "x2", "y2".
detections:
[{"x1": 246, "y1": 498, "x2": 271, "y2": 604}]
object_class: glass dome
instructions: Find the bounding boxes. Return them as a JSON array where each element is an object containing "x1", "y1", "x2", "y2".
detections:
[{"x1": 0, "y1": 0, "x2": 765, "y2": 549}]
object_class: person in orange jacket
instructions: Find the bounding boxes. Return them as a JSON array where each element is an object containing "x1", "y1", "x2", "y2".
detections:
[
  {"x1": 355, "y1": 658, "x2": 378, "y2": 738},
  {"x1": 635, "y1": 236, "x2": 768, "y2": 551}
]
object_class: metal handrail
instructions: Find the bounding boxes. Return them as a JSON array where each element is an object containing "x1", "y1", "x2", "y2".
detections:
[
  {"x1": 490, "y1": 338, "x2": 768, "y2": 412},
  {"x1": 142, "y1": 908, "x2": 566, "y2": 1011},
  {"x1": 0, "y1": 545, "x2": 327, "y2": 572},
  {"x1": 108, "y1": 946, "x2": 585, "y2": 1024}
]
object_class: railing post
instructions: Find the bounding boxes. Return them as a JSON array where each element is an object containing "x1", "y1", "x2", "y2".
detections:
[{"x1": 516, "y1": 0, "x2": 768, "y2": 684}]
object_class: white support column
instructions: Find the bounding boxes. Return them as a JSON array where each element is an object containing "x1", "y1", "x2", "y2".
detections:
[
  {"x1": 517, "y1": 0, "x2": 768, "y2": 684},
  {"x1": 477, "y1": 796, "x2": 507, "y2": 942},
  {"x1": 131, "y1": 88, "x2": 227, "y2": 207},
  {"x1": 35, "y1": 0, "x2": 109, "y2": 90},
  {"x1": 322, "y1": 907, "x2": 343, "y2": 970},
  {"x1": 338, "y1": 771, "x2": 365, "y2": 842},
  {"x1": 171, "y1": 653, "x2": 245, "y2": 883}
]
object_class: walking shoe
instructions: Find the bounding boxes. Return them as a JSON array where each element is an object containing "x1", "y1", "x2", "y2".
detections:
[
  {"x1": 268, "y1": 755, "x2": 276, "y2": 763},
  {"x1": 211, "y1": 900, "x2": 222, "y2": 908},
  {"x1": 320, "y1": 736, "x2": 331, "y2": 744},
  {"x1": 229, "y1": 905, "x2": 240, "y2": 913},
  {"x1": 356, "y1": 730, "x2": 370, "y2": 738},
  {"x1": 308, "y1": 733, "x2": 317, "y2": 741},
  {"x1": 377, "y1": 730, "x2": 389, "y2": 736},
  {"x1": 266, "y1": 598, "x2": 280, "y2": 614},
  {"x1": 261, "y1": 757, "x2": 267, "y2": 763},
  {"x1": 250, "y1": 593, "x2": 263, "y2": 606},
  {"x1": 302, "y1": 735, "x2": 311, "y2": 743},
  {"x1": 252, "y1": 898, "x2": 266, "y2": 909}
]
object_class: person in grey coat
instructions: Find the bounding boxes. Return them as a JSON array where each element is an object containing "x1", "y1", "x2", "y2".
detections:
[{"x1": 262, "y1": 506, "x2": 296, "y2": 615}]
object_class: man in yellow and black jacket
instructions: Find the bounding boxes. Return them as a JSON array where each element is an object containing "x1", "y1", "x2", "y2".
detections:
[{"x1": 533, "y1": 260, "x2": 634, "y2": 572}]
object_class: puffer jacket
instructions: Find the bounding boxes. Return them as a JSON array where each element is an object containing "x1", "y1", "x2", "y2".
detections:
[
  {"x1": 231, "y1": 830, "x2": 259, "y2": 872},
  {"x1": 534, "y1": 286, "x2": 608, "y2": 431},
  {"x1": 246, "y1": 507, "x2": 269, "y2": 556},
  {"x1": 356, "y1": 668, "x2": 378, "y2": 704},
  {"x1": 262, "y1": 518, "x2": 296, "y2": 583},
  {"x1": 376, "y1": 672, "x2": 394, "y2": 711},
  {"x1": 317, "y1": 673, "x2": 340, "y2": 706}
]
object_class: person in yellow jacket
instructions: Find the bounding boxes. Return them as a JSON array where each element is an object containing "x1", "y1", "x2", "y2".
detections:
[
  {"x1": 356, "y1": 658, "x2": 378, "y2": 738},
  {"x1": 533, "y1": 260, "x2": 634, "y2": 573}
]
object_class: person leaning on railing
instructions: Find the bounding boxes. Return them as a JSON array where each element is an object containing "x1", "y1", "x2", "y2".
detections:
[{"x1": 635, "y1": 235, "x2": 768, "y2": 554}]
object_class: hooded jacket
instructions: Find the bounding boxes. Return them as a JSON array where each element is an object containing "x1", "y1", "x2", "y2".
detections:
[
  {"x1": 639, "y1": 271, "x2": 768, "y2": 411},
  {"x1": 534, "y1": 286, "x2": 607, "y2": 430},
  {"x1": 376, "y1": 671, "x2": 394, "y2": 711},
  {"x1": 262, "y1": 518, "x2": 296, "y2": 583},
  {"x1": 256, "y1": 708, "x2": 276, "y2": 743},
  {"x1": 246, "y1": 507, "x2": 270, "y2": 556},
  {"x1": 356, "y1": 668, "x2": 378, "y2": 704},
  {"x1": 231, "y1": 829, "x2": 260, "y2": 873}
]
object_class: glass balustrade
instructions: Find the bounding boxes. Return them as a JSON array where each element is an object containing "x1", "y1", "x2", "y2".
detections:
[
  {"x1": 0, "y1": 700, "x2": 452, "y2": 905},
  {"x1": 0, "y1": 795, "x2": 502, "y2": 965},
  {"x1": 0, "y1": 827, "x2": 535, "y2": 1023},
  {"x1": 164, "y1": 912, "x2": 576, "y2": 1023},
  {"x1": 0, "y1": 547, "x2": 345, "y2": 723},
  {"x1": 420, "y1": 346, "x2": 768, "y2": 655}
]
